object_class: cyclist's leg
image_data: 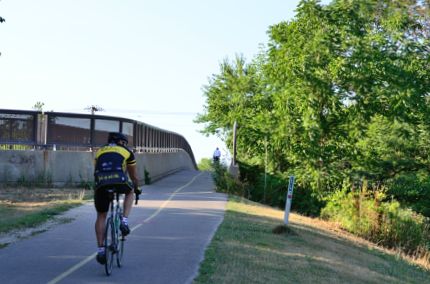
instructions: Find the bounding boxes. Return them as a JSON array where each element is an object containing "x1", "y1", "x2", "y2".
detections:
[
  {"x1": 117, "y1": 183, "x2": 134, "y2": 218},
  {"x1": 95, "y1": 211, "x2": 108, "y2": 246},
  {"x1": 94, "y1": 187, "x2": 110, "y2": 262},
  {"x1": 123, "y1": 190, "x2": 133, "y2": 218},
  {"x1": 117, "y1": 185, "x2": 133, "y2": 236}
]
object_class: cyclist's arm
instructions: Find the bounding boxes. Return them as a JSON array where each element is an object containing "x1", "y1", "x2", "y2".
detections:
[
  {"x1": 128, "y1": 164, "x2": 140, "y2": 204},
  {"x1": 124, "y1": 148, "x2": 139, "y2": 188},
  {"x1": 127, "y1": 164, "x2": 139, "y2": 188}
]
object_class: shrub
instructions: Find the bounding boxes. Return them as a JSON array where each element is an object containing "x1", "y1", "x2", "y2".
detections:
[
  {"x1": 234, "y1": 161, "x2": 324, "y2": 216},
  {"x1": 291, "y1": 185, "x2": 325, "y2": 217},
  {"x1": 197, "y1": 158, "x2": 213, "y2": 171},
  {"x1": 212, "y1": 163, "x2": 247, "y2": 197},
  {"x1": 144, "y1": 168, "x2": 151, "y2": 185},
  {"x1": 378, "y1": 202, "x2": 430, "y2": 254},
  {"x1": 386, "y1": 172, "x2": 430, "y2": 217},
  {"x1": 321, "y1": 181, "x2": 430, "y2": 258}
]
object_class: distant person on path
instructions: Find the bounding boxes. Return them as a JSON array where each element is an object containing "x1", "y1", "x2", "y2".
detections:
[
  {"x1": 213, "y1": 147, "x2": 221, "y2": 163},
  {"x1": 93, "y1": 132, "x2": 141, "y2": 265}
]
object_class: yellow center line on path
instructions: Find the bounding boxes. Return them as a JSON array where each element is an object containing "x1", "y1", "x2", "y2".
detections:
[
  {"x1": 47, "y1": 172, "x2": 203, "y2": 284},
  {"x1": 143, "y1": 172, "x2": 203, "y2": 223}
]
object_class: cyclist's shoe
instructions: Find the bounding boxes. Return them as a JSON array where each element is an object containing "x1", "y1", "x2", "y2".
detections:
[
  {"x1": 120, "y1": 221, "x2": 130, "y2": 236},
  {"x1": 96, "y1": 251, "x2": 106, "y2": 265}
]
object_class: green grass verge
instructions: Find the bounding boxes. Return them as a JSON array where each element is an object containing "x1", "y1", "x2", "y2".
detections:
[
  {"x1": 194, "y1": 196, "x2": 430, "y2": 284},
  {"x1": 0, "y1": 200, "x2": 86, "y2": 234}
]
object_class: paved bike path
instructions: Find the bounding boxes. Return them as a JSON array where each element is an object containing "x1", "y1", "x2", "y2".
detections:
[{"x1": 0, "y1": 170, "x2": 227, "y2": 284}]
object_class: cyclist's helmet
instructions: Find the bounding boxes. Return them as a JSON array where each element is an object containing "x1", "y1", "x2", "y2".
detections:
[{"x1": 108, "y1": 132, "x2": 128, "y2": 145}]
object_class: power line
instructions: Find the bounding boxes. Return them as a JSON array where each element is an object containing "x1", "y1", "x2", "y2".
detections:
[{"x1": 64, "y1": 108, "x2": 198, "y2": 116}]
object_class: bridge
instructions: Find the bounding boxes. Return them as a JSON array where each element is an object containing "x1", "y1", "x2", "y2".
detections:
[
  {"x1": 0, "y1": 109, "x2": 197, "y2": 185},
  {"x1": 0, "y1": 109, "x2": 229, "y2": 283}
]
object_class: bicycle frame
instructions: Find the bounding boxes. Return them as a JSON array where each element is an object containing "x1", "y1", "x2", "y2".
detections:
[{"x1": 104, "y1": 189, "x2": 125, "y2": 276}]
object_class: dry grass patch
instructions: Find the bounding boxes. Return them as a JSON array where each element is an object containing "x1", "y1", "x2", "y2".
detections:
[
  {"x1": 194, "y1": 196, "x2": 430, "y2": 284},
  {"x1": 0, "y1": 186, "x2": 88, "y2": 202},
  {"x1": 0, "y1": 187, "x2": 91, "y2": 237}
]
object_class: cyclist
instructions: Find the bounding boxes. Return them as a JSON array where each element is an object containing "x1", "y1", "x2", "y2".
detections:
[
  {"x1": 213, "y1": 147, "x2": 221, "y2": 163},
  {"x1": 93, "y1": 132, "x2": 141, "y2": 265}
]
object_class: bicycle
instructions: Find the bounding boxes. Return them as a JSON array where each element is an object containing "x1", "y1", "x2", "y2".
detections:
[{"x1": 103, "y1": 189, "x2": 139, "y2": 276}]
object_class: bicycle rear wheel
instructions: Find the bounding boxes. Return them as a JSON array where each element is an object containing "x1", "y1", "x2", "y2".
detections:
[{"x1": 104, "y1": 217, "x2": 115, "y2": 275}]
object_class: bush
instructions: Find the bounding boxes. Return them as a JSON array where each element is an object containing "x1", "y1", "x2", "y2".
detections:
[
  {"x1": 378, "y1": 202, "x2": 430, "y2": 254},
  {"x1": 321, "y1": 181, "x2": 430, "y2": 258},
  {"x1": 236, "y1": 161, "x2": 324, "y2": 216},
  {"x1": 212, "y1": 163, "x2": 247, "y2": 197},
  {"x1": 144, "y1": 168, "x2": 151, "y2": 185},
  {"x1": 291, "y1": 185, "x2": 325, "y2": 217},
  {"x1": 386, "y1": 172, "x2": 430, "y2": 217},
  {"x1": 197, "y1": 158, "x2": 213, "y2": 171}
]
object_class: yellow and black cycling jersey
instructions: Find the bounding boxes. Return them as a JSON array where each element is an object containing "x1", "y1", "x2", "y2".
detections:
[
  {"x1": 94, "y1": 143, "x2": 136, "y2": 190},
  {"x1": 95, "y1": 143, "x2": 136, "y2": 170}
]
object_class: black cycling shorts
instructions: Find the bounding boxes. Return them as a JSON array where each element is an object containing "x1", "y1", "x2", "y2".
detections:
[{"x1": 94, "y1": 183, "x2": 132, "y2": 213}]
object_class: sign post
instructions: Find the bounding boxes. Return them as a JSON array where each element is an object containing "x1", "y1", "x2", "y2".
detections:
[{"x1": 284, "y1": 176, "x2": 295, "y2": 225}]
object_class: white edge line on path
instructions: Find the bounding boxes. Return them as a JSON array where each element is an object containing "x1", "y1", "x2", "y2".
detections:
[{"x1": 47, "y1": 172, "x2": 203, "y2": 284}]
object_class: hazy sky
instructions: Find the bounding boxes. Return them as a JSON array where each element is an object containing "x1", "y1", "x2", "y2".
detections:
[{"x1": 0, "y1": 0, "x2": 330, "y2": 162}]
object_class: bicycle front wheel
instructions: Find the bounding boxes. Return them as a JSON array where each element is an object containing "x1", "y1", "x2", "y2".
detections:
[
  {"x1": 104, "y1": 217, "x2": 115, "y2": 275},
  {"x1": 116, "y1": 231, "x2": 125, "y2": 267},
  {"x1": 116, "y1": 213, "x2": 125, "y2": 267}
]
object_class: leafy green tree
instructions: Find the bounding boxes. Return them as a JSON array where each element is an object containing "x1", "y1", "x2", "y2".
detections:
[
  {"x1": 266, "y1": 0, "x2": 356, "y2": 191},
  {"x1": 197, "y1": 0, "x2": 430, "y2": 214},
  {"x1": 264, "y1": 0, "x2": 430, "y2": 191},
  {"x1": 355, "y1": 115, "x2": 423, "y2": 179},
  {"x1": 32, "y1": 101, "x2": 45, "y2": 112},
  {"x1": 195, "y1": 54, "x2": 268, "y2": 162},
  {"x1": 197, "y1": 158, "x2": 213, "y2": 171}
]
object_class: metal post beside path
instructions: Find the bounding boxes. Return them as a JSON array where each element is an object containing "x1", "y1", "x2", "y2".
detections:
[{"x1": 284, "y1": 176, "x2": 295, "y2": 225}]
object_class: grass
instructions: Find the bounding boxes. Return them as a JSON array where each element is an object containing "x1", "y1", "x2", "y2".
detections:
[
  {"x1": 0, "y1": 201, "x2": 85, "y2": 234},
  {"x1": 194, "y1": 196, "x2": 430, "y2": 284},
  {"x1": 0, "y1": 187, "x2": 91, "y2": 235}
]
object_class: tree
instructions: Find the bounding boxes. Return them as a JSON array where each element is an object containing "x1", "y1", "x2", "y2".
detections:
[
  {"x1": 197, "y1": 0, "x2": 430, "y2": 199},
  {"x1": 32, "y1": 101, "x2": 45, "y2": 112},
  {"x1": 195, "y1": 54, "x2": 267, "y2": 162},
  {"x1": 264, "y1": 0, "x2": 430, "y2": 190}
]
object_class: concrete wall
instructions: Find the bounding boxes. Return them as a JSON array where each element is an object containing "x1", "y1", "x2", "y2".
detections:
[{"x1": 0, "y1": 149, "x2": 195, "y2": 186}]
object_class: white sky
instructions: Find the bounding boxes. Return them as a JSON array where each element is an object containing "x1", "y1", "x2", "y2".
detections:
[{"x1": 0, "y1": 0, "x2": 330, "y2": 163}]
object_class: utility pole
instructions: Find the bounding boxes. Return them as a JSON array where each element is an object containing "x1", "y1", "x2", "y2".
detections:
[
  {"x1": 264, "y1": 136, "x2": 268, "y2": 203},
  {"x1": 85, "y1": 105, "x2": 104, "y2": 115},
  {"x1": 0, "y1": 16, "x2": 5, "y2": 56},
  {"x1": 232, "y1": 120, "x2": 237, "y2": 165},
  {"x1": 228, "y1": 120, "x2": 240, "y2": 179}
]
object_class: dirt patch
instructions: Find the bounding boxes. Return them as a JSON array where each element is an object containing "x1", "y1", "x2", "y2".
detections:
[{"x1": 272, "y1": 224, "x2": 297, "y2": 235}]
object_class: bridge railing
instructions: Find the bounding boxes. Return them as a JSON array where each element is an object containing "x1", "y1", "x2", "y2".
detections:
[{"x1": 0, "y1": 109, "x2": 196, "y2": 168}]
